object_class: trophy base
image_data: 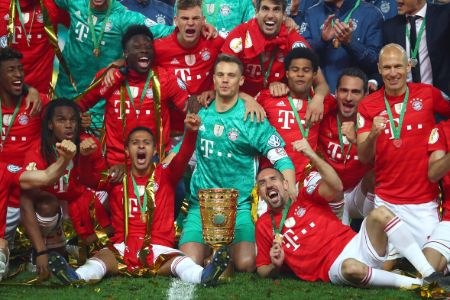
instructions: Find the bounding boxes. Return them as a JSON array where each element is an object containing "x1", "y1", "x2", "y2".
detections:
[{"x1": 205, "y1": 244, "x2": 234, "y2": 282}]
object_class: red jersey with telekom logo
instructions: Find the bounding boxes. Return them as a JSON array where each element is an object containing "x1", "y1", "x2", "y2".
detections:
[
  {"x1": 318, "y1": 109, "x2": 370, "y2": 191},
  {"x1": 428, "y1": 120, "x2": 450, "y2": 221},
  {"x1": 222, "y1": 19, "x2": 310, "y2": 97},
  {"x1": 0, "y1": 163, "x2": 23, "y2": 237},
  {"x1": 256, "y1": 89, "x2": 335, "y2": 182},
  {"x1": 255, "y1": 173, "x2": 356, "y2": 282},
  {"x1": 358, "y1": 83, "x2": 450, "y2": 204},
  {"x1": 0, "y1": 94, "x2": 50, "y2": 207},
  {"x1": 0, "y1": 0, "x2": 69, "y2": 94},
  {"x1": 78, "y1": 67, "x2": 188, "y2": 165}
]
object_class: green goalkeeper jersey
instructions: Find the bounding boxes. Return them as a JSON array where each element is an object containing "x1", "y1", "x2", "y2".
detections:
[{"x1": 190, "y1": 98, "x2": 294, "y2": 210}]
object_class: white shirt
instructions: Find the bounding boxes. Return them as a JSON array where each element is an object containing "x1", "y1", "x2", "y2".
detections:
[{"x1": 405, "y1": 3, "x2": 433, "y2": 84}]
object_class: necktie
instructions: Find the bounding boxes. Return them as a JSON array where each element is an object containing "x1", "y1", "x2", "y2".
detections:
[{"x1": 407, "y1": 15, "x2": 421, "y2": 82}]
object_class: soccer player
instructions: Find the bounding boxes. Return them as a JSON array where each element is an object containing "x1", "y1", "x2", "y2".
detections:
[
  {"x1": 77, "y1": 25, "x2": 189, "y2": 167},
  {"x1": 221, "y1": 0, "x2": 329, "y2": 123},
  {"x1": 357, "y1": 44, "x2": 450, "y2": 260},
  {"x1": 0, "y1": 47, "x2": 50, "y2": 244},
  {"x1": 179, "y1": 54, "x2": 296, "y2": 272},
  {"x1": 423, "y1": 120, "x2": 450, "y2": 274},
  {"x1": 257, "y1": 47, "x2": 335, "y2": 184},
  {"x1": 318, "y1": 68, "x2": 373, "y2": 224},
  {"x1": 255, "y1": 156, "x2": 448, "y2": 288},
  {"x1": 0, "y1": 0, "x2": 70, "y2": 94},
  {"x1": 0, "y1": 138, "x2": 77, "y2": 281},
  {"x1": 21, "y1": 99, "x2": 109, "y2": 277},
  {"x1": 47, "y1": 118, "x2": 230, "y2": 287}
]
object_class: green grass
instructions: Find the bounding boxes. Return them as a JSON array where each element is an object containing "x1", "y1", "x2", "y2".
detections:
[{"x1": 0, "y1": 271, "x2": 421, "y2": 300}]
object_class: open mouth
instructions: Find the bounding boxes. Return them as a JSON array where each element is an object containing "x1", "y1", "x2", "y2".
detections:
[
  {"x1": 342, "y1": 102, "x2": 354, "y2": 114},
  {"x1": 185, "y1": 29, "x2": 196, "y2": 36},
  {"x1": 12, "y1": 80, "x2": 23, "y2": 88},
  {"x1": 137, "y1": 152, "x2": 146, "y2": 164},
  {"x1": 137, "y1": 57, "x2": 150, "y2": 69},
  {"x1": 64, "y1": 131, "x2": 74, "y2": 140},
  {"x1": 264, "y1": 21, "x2": 276, "y2": 30},
  {"x1": 268, "y1": 189, "x2": 279, "y2": 200}
]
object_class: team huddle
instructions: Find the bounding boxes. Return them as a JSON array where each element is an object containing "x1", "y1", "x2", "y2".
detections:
[{"x1": 0, "y1": 0, "x2": 449, "y2": 293}]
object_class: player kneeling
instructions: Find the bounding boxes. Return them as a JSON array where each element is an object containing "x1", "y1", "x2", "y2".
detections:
[
  {"x1": 48, "y1": 114, "x2": 230, "y2": 287},
  {"x1": 255, "y1": 138, "x2": 450, "y2": 290}
]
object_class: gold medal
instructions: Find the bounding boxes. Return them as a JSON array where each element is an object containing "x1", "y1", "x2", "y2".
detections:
[
  {"x1": 93, "y1": 48, "x2": 100, "y2": 57},
  {"x1": 332, "y1": 38, "x2": 340, "y2": 48},
  {"x1": 274, "y1": 233, "x2": 283, "y2": 244},
  {"x1": 140, "y1": 212, "x2": 147, "y2": 223}
]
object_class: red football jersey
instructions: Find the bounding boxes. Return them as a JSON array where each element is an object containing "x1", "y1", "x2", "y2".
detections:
[
  {"x1": 428, "y1": 120, "x2": 450, "y2": 221},
  {"x1": 222, "y1": 19, "x2": 310, "y2": 97},
  {"x1": 255, "y1": 174, "x2": 356, "y2": 282},
  {"x1": 108, "y1": 130, "x2": 197, "y2": 252},
  {"x1": 0, "y1": 0, "x2": 70, "y2": 94},
  {"x1": 318, "y1": 109, "x2": 370, "y2": 191},
  {"x1": 0, "y1": 163, "x2": 23, "y2": 237},
  {"x1": 0, "y1": 93, "x2": 50, "y2": 207},
  {"x1": 357, "y1": 83, "x2": 450, "y2": 204},
  {"x1": 257, "y1": 89, "x2": 335, "y2": 182},
  {"x1": 153, "y1": 31, "x2": 224, "y2": 132},
  {"x1": 78, "y1": 67, "x2": 188, "y2": 165}
]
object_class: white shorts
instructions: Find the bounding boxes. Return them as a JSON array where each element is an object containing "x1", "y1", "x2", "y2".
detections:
[
  {"x1": 423, "y1": 221, "x2": 450, "y2": 262},
  {"x1": 342, "y1": 181, "x2": 375, "y2": 225},
  {"x1": 4, "y1": 207, "x2": 20, "y2": 246},
  {"x1": 328, "y1": 219, "x2": 387, "y2": 286},
  {"x1": 113, "y1": 242, "x2": 182, "y2": 264},
  {"x1": 374, "y1": 196, "x2": 439, "y2": 259}
]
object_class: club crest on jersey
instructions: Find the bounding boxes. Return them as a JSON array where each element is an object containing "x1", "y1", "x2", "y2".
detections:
[
  {"x1": 200, "y1": 49, "x2": 211, "y2": 61},
  {"x1": 284, "y1": 217, "x2": 296, "y2": 228},
  {"x1": 18, "y1": 114, "x2": 29, "y2": 125},
  {"x1": 277, "y1": 52, "x2": 284, "y2": 62},
  {"x1": 411, "y1": 98, "x2": 423, "y2": 111},
  {"x1": 245, "y1": 31, "x2": 253, "y2": 49},
  {"x1": 220, "y1": 5, "x2": 231, "y2": 16},
  {"x1": 3, "y1": 114, "x2": 12, "y2": 126},
  {"x1": 230, "y1": 37, "x2": 243, "y2": 53},
  {"x1": 104, "y1": 21, "x2": 113, "y2": 32},
  {"x1": 299, "y1": 22, "x2": 307, "y2": 35},
  {"x1": 129, "y1": 86, "x2": 139, "y2": 98},
  {"x1": 380, "y1": 1, "x2": 391, "y2": 13},
  {"x1": 357, "y1": 113, "x2": 365, "y2": 128},
  {"x1": 184, "y1": 54, "x2": 196, "y2": 66},
  {"x1": 22, "y1": 12, "x2": 30, "y2": 24},
  {"x1": 37, "y1": 13, "x2": 44, "y2": 23},
  {"x1": 394, "y1": 103, "x2": 404, "y2": 114},
  {"x1": 4, "y1": 14, "x2": 9, "y2": 21},
  {"x1": 428, "y1": 128, "x2": 439, "y2": 144},
  {"x1": 295, "y1": 207, "x2": 306, "y2": 218},
  {"x1": 214, "y1": 124, "x2": 224, "y2": 137},
  {"x1": 350, "y1": 19, "x2": 358, "y2": 31},
  {"x1": 228, "y1": 128, "x2": 239, "y2": 141},
  {"x1": 267, "y1": 135, "x2": 281, "y2": 147},
  {"x1": 146, "y1": 89, "x2": 153, "y2": 98},
  {"x1": 199, "y1": 124, "x2": 205, "y2": 131},
  {"x1": 177, "y1": 78, "x2": 187, "y2": 90},
  {"x1": 293, "y1": 99, "x2": 303, "y2": 111},
  {"x1": 7, "y1": 164, "x2": 21, "y2": 173},
  {"x1": 306, "y1": 184, "x2": 317, "y2": 195},
  {"x1": 206, "y1": 4, "x2": 215, "y2": 15},
  {"x1": 154, "y1": 183, "x2": 159, "y2": 192},
  {"x1": 156, "y1": 14, "x2": 166, "y2": 24},
  {"x1": 292, "y1": 41, "x2": 307, "y2": 49}
]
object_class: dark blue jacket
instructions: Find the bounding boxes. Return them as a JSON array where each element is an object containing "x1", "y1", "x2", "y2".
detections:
[
  {"x1": 119, "y1": 0, "x2": 173, "y2": 25},
  {"x1": 301, "y1": 0, "x2": 383, "y2": 92},
  {"x1": 367, "y1": 0, "x2": 397, "y2": 20}
]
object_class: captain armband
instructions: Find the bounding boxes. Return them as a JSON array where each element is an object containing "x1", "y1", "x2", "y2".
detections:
[{"x1": 266, "y1": 147, "x2": 288, "y2": 164}]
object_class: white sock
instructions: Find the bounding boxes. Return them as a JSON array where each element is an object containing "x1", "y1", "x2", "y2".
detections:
[
  {"x1": 171, "y1": 256, "x2": 203, "y2": 284},
  {"x1": 0, "y1": 250, "x2": 8, "y2": 280},
  {"x1": 363, "y1": 193, "x2": 375, "y2": 216},
  {"x1": 362, "y1": 267, "x2": 422, "y2": 288},
  {"x1": 75, "y1": 257, "x2": 107, "y2": 281},
  {"x1": 384, "y1": 216, "x2": 435, "y2": 277}
]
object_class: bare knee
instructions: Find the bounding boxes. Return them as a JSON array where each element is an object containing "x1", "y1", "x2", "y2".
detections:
[
  {"x1": 367, "y1": 206, "x2": 395, "y2": 227},
  {"x1": 0, "y1": 238, "x2": 8, "y2": 251},
  {"x1": 341, "y1": 258, "x2": 368, "y2": 284},
  {"x1": 180, "y1": 243, "x2": 210, "y2": 265},
  {"x1": 234, "y1": 254, "x2": 256, "y2": 273}
]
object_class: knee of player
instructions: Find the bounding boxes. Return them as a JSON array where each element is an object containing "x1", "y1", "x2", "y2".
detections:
[
  {"x1": 367, "y1": 206, "x2": 395, "y2": 226},
  {"x1": 341, "y1": 258, "x2": 367, "y2": 282},
  {"x1": 0, "y1": 238, "x2": 8, "y2": 250},
  {"x1": 234, "y1": 255, "x2": 256, "y2": 273}
]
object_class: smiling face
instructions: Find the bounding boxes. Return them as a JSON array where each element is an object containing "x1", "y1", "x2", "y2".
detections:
[
  {"x1": 126, "y1": 130, "x2": 155, "y2": 174},
  {"x1": 48, "y1": 106, "x2": 79, "y2": 143},
  {"x1": 285, "y1": 58, "x2": 316, "y2": 98},
  {"x1": 0, "y1": 59, "x2": 24, "y2": 98},
  {"x1": 336, "y1": 75, "x2": 365, "y2": 119},
  {"x1": 124, "y1": 34, "x2": 154, "y2": 74},
  {"x1": 174, "y1": 6, "x2": 204, "y2": 48},
  {"x1": 256, "y1": 0, "x2": 285, "y2": 38},
  {"x1": 378, "y1": 46, "x2": 410, "y2": 96},
  {"x1": 90, "y1": 0, "x2": 109, "y2": 11},
  {"x1": 257, "y1": 168, "x2": 289, "y2": 212}
]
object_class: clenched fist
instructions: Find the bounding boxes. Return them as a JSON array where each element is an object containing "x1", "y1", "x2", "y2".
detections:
[{"x1": 55, "y1": 140, "x2": 77, "y2": 160}]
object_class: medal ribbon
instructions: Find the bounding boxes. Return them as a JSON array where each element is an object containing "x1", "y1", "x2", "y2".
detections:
[
  {"x1": 125, "y1": 71, "x2": 152, "y2": 119},
  {"x1": 52, "y1": 145, "x2": 72, "y2": 184},
  {"x1": 287, "y1": 95, "x2": 311, "y2": 138},
  {"x1": 15, "y1": 0, "x2": 35, "y2": 46},
  {"x1": 87, "y1": 0, "x2": 112, "y2": 56},
  {"x1": 259, "y1": 46, "x2": 278, "y2": 88},
  {"x1": 384, "y1": 86, "x2": 409, "y2": 140},
  {"x1": 405, "y1": 16, "x2": 426, "y2": 65},
  {"x1": 130, "y1": 174, "x2": 148, "y2": 220},
  {"x1": 337, "y1": 115, "x2": 357, "y2": 163},
  {"x1": 0, "y1": 96, "x2": 23, "y2": 149},
  {"x1": 331, "y1": 0, "x2": 361, "y2": 27},
  {"x1": 270, "y1": 198, "x2": 292, "y2": 236}
]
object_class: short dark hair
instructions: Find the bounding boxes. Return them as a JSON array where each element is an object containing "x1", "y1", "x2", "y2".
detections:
[
  {"x1": 214, "y1": 54, "x2": 244, "y2": 75},
  {"x1": 126, "y1": 126, "x2": 155, "y2": 146},
  {"x1": 336, "y1": 68, "x2": 368, "y2": 94},
  {"x1": 257, "y1": 167, "x2": 285, "y2": 180},
  {"x1": 284, "y1": 47, "x2": 319, "y2": 72},
  {"x1": 255, "y1": 0, "x2": 287, "y2": 12},
  {"x1": 176, "y1": 0, "x2": 202, "y2": 11},
  {"x1": 121, "y1": 25, "x2": 154, "y2": 50},
  {"x1": 0, "y1": 47, "x2": 23, "y2": 65}
]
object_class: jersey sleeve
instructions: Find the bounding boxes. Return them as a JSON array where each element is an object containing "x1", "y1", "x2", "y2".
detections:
[
  {"x1": 428, "y1": 123, "x2": 447, "y2": 154},
  {"x1": 78, "y1": 135, "x2": 108, "y2": 189},
  {"x1": 432, "y1": 87, "x2": 450, "y2": 117},
  {"x1": 160, "y1": 69, "x2": 189, "y2": 112},
  {"x1": 5, "y1": 165, "x2": 25, "y2": 188},
  {"x1": 301, "y1": 171, "x2": 329, "y2": 206},
  {"x1": 255, "y1": 216, "x2": 273, "y2": 267},
  {"x1": 221, "y1": 25, "x2": 245, "y2": 56},
  {"x1": 356, "y1": 100, "x2": 373, "y2": 135},
  {"x1": 288, "y1": 30, "x2": 311, "y2": 49}
]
